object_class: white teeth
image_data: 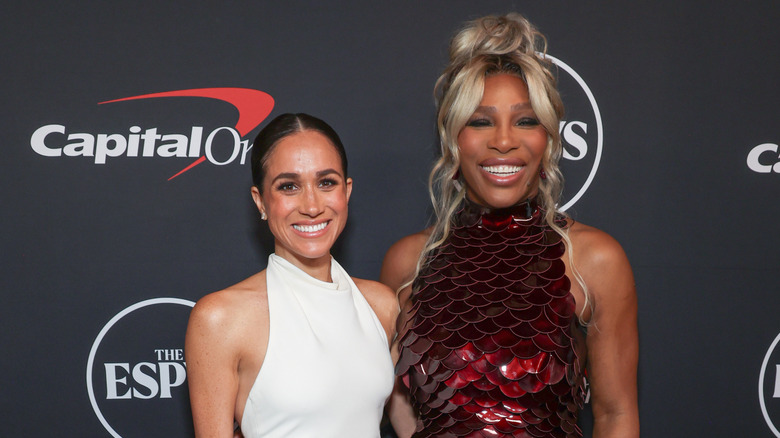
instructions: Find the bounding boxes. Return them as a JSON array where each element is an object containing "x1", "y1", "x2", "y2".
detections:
[
  {"x1": 481, "y1": 165, "x2": 523, "y2": 175},
  {"x1": 293, "y1": 222, "x2": 329, "y2": 233}
]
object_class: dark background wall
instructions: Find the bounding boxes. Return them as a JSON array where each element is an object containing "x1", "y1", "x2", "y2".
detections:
[{"x1": 2, "y1": 1, "x2": 779, "y2": 436}]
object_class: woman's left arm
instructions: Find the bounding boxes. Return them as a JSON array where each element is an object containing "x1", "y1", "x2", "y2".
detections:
[{"x1": 575, "y1": 228, "x2": 639, "y2": 437}]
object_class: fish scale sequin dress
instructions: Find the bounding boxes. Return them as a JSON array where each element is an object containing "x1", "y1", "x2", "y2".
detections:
[{"x1": 396, "y1": 198, "x2": 586, "y2": 438}]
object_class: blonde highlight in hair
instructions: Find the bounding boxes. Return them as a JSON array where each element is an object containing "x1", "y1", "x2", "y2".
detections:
[{"x1": 409, "y1": 13, "x2": 591, "y2": 322}]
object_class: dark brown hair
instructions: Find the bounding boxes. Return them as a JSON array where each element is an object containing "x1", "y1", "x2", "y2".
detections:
[{"x1": 250, "y1": 113, "x2": 348, "y2": 192}]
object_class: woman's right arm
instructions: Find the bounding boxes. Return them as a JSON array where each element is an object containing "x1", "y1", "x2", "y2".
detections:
[
  {"x1": 380, "y1": 231, "x2": 429, "y2": 438},
  {"x1": 185, "y1": 293, "x2": 242, "y2": 437}
]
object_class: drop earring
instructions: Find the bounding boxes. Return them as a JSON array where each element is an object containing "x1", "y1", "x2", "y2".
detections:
[
  {"x1": 260, "y1": 211, "x2": 267, "y2": 220},
  {"x1": 451, "y1": 168, "x2": 463, "y2": 191},
  {"x1": 539, "y1": 168, "x2": 547, "y2": 180}
]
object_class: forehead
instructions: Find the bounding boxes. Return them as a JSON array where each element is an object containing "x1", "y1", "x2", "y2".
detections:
[
  {"x1": 264, "y1": 130, "x2": 343, "y2": 174},
  {"x1": 481, "y1": 74, "x2": 530, "y2": 102}
]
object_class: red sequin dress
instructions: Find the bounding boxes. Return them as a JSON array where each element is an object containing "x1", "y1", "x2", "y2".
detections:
[{"x1": 396, "y1": 198, "x2": 586, "y2": 437}]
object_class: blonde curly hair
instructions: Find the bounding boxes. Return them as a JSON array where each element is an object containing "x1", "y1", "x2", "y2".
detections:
[{"x1": 414, "y1": 13, "x2": 590, "y2": 321}]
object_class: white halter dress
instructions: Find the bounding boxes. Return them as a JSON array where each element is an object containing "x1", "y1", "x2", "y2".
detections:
[{"x1": 240, "y1": 254, "x2": 394, "y2": 438}]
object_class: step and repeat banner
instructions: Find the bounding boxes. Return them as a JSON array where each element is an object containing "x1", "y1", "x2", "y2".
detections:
[{"x1": 2, "y1": 2, "x2": 779, "y2": 437}]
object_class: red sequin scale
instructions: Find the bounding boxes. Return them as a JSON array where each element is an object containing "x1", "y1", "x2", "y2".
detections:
[{"x1": 396, "y1": 199, "x2": 585, "y2": 437}]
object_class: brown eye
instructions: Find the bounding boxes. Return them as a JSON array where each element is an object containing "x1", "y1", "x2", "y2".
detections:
[
  {"x1": 516, "y1": 117, "x2": 540, "y2": 127},
  {"x1": 319, "y1": 178, "x2": 338, "y2": 188},
  {"x1": 466, "y1": 118, "x2": 491, "y2": 127},
  {"x1": 276, "y1": 182, "x2": 297, "y2": 192}
]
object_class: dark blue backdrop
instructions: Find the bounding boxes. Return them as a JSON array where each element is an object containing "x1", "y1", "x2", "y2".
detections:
[{"x1": 2, "y1": 2, "x2": 779, "y2": 436}]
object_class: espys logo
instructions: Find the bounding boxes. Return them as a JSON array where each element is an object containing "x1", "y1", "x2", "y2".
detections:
[
  {"x1": 547, "y1": 55, "x2": 603, "y2": 211},
  {"x1": 87, "y1": 298, "x2": 195, "y2": 438},
  {"x1": 30, "y1": 88, "x2": 274, "y2": 180},
  {"x1": 760, "y1": 332, "x2": 780, "y2": 436},
  {"x1": 747, "y1": 143, "x2": 780, "y2": 173}
]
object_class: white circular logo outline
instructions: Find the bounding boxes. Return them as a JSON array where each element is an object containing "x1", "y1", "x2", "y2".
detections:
[
  {"x1": 86, "y1": 297, "x2": 195, "y2": 438},
  {"x1": 760, "y1": 332, "x2": 780, "y2": 437},
  {"x1": 544, "y1": 54, "x2": 604, "y2": 212}
]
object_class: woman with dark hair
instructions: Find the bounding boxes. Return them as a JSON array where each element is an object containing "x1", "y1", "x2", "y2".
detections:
[
  {"x1": 382, "y1": 14, "x2": 639, "y2": 437},
  {"x1": 186, "y1": 113, "x2": 398, "y2": 437}
]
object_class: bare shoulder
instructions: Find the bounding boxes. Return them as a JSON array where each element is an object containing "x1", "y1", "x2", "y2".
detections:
[
  {"x1": 381, "y1": 229, "x2": 431, "y2": 337},
  {"x1": 567, "y1": 221, "x2": 628, "y2": 266},
  {"x1": 566, "y1": 220, "x2": 635, "y2": 304},
  {"x1": 353, "y1": 278, "x2": 399, "y2": 344},
  {"x1": 380, "y1": 228, "x2": 431, "y2": 292},
  {"x1": 353, "y1": 278, "x2": 397, "y2": 308},
  {"x1": 188, "y1": 271, "x2": 268, "y2": 340}
]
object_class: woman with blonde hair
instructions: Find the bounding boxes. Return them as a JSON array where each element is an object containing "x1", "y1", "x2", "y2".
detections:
[{"x1": 382, "y1": 13, "x2": 638, "y2": 437}]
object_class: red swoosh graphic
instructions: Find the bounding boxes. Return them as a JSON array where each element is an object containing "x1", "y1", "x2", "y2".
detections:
[
  {"x1": 167, "y1": 156, "x2": 207, "y2": 181},
  {"x1": 100, "y1": 88, "x2": 275, "y2": 179}
]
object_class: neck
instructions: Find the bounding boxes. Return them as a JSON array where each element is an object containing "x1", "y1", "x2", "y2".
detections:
[{"x1": 274, "y1": 246, "x2": 333, "y2": 282}]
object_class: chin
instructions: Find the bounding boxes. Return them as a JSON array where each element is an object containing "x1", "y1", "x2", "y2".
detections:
[
  {"x1": 467, "y1": 182, "x2": 538, "y2": 209},
  {"x1": 298, "y1": 243, "x2": 336, "y2": 260},
  {"x1": 277, "y1": 240, "x2": 334, "y2": 264},
  {"x1": 294, "y1": 249, "x2": 331, "y2": 261}
]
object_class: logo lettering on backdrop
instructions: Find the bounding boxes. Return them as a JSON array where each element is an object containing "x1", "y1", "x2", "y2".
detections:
[
  {"x1": 545, "y1": 55, "x2": 603, "y2": 211},
  {"x1": 759, "y1": 332, "x2": 780, "y2": 437},
  {"x1": 87, "y1": 298, "x2": 195, "y2": 438},
  {"x1": 747, "y1": 143, "x2": 780, "y2": 173},
  {"x1": 30, "y1": 88, "x2": 274, "y2": 180}
]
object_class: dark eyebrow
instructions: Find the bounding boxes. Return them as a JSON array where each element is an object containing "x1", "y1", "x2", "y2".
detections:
[
  {"x1": 317, "y1": 168, "x2": 343, "y2": 178},
  {"x1": 270, "y1": 169, "x2": 343, "y2": 185},
  {"x1": 270, "y1": 172, "x2": 299, "y2": 185}
]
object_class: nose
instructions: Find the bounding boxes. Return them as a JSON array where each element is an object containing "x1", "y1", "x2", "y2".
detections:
[
  {"x1": 300, "y1": 186, "x2": 324, "y2": 217},
  {"x1": 489, "y1": 123, "x2": 517, "y2": 153}
]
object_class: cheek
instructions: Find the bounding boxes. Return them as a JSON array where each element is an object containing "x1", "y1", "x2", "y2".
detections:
[
  {"x1": 265, "y1": 194, "x2": 294, "y2": 220},
  {"x1": 456, "y1": 134, "x2": 485, "y2": 179},
  {"x1": 530, "y1": 131, "x2": 549, "y2": 155},
  {"x1": 456, "y1": 132, "x2": 479, "y2": 158},
  {"x1": 329, "y1": 192, "x2": 349, "y2": 214}
]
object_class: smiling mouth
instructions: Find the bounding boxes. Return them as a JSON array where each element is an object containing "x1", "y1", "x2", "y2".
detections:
[
  {"x1": 292, "y1": 221, "x2": 329, "y2": 233},
  {"x1": 480, "y1": 165, "x2": 523, "y2": 176}
]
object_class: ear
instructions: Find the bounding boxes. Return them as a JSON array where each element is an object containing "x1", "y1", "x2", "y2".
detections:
[
  {"x1": 250, "y1": 186, "x2": 266, "y2": 217},
  {"x1": 345, "y1": 177, "x2": 353, "y2": 203}
]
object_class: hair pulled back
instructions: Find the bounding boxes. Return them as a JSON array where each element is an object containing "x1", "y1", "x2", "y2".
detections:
[{"x1": 251, "y1": 113, "x2": 348, "y2": 192}]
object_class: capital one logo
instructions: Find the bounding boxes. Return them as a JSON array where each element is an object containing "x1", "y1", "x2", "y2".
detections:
[
  {"x1": 86, "y1": 298, "x2": 194, "y2": 438},
  {"x1": 30, "y1": 88, "x2": 274, "y2": 180},
  {"x1": 546, "y1": 55, "x2": 603, "y2": 211},
  {"x1": 747, "y1": 143, "x2": 780, "y2": 173},
  {"x1": 759, "y1": 332, "x2": 780, "y2": 436}
]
